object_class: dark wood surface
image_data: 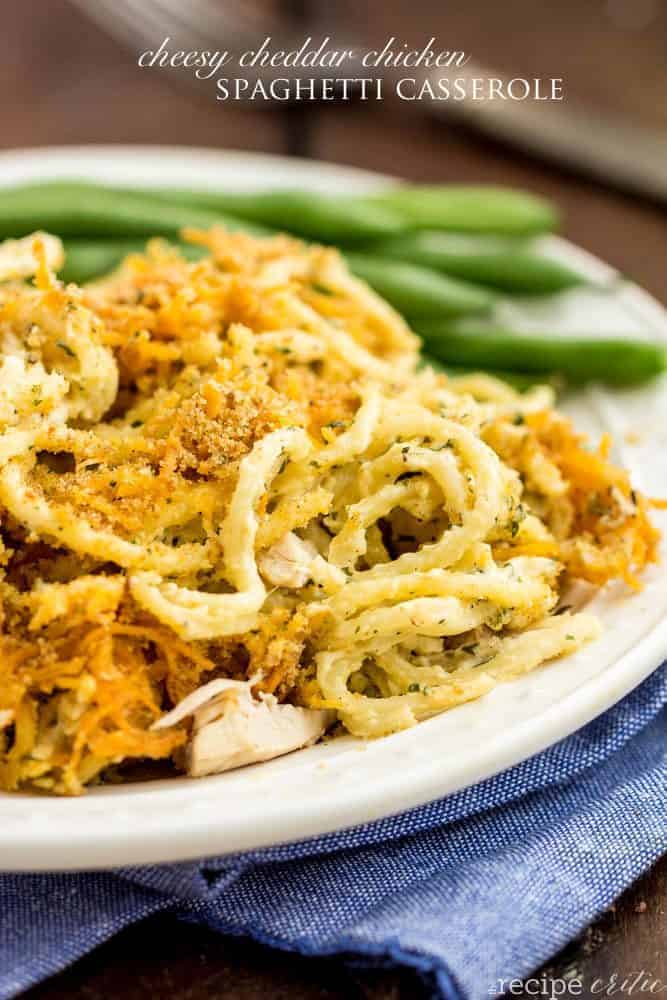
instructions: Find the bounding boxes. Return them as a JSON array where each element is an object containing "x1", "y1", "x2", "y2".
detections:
[
  {"x1": 21, "y1": 860, "x2": 667, "y2": 999},
  {"x1": 3, "y1": 1, "x2": 666, "y2": 996},
  {"x1": 17, "y1": 863, "x2": 667, "y2": 1000}
]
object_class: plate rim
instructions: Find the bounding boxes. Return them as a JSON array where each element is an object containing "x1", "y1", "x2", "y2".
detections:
[{"x1": 0, "y1": 144, "x2": 665, "y2": 872}]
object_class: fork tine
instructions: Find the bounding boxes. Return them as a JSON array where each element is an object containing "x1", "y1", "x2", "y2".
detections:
[
  {"x1": 152, "y1": 0, "x2": 282, "y2": 39},
  {"x1": 74, "y1": 0, "x2": 289, "y2": 56}
]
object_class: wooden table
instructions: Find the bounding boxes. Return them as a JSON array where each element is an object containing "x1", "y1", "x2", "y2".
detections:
[{"x1": 3, "y1": 1, "x2": 666, "y2": 995}]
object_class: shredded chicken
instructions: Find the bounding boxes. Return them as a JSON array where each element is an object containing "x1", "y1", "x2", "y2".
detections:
[
  {"x1": 154, "y1": 677, "x2": 333, "y2": 776},
  {"x1": 0, "y1": 232, "x2": 63, "y2": 282},
  {"x1": 258, "y1": 532, "x2": 319, "y2": 589}
]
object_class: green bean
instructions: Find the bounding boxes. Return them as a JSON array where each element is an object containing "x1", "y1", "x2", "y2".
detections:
[
  {"x1": 0, "y1": 181, "x2": 556, "y2": 246},
  {"x1": 128, "y1": 183, "x2": 556, "y2": 240},
  {"x1": 116, "y1": 186, "x2": 408, "y2": 243},
  {"x1": 0, "y1": 183, "x2": 269, "y2": 240},
  {"x1": 59, "y1": 239, "x2": 205, "y2": 285},
  {"x1": 414, "y1": 321, "x2": 667, "y2": 385},
  {"x1": 344, "y1": 253, "x2": 495, "y2": 318},
  {"x1": 362, "y1": 231, "x2": 587, "y2": 294},
  {"x1": 369, "y1": 186, "x2": 559, "y2": 235},
  {"x1": 0, "y1": 181, "x2": 406, "y2": 243}
]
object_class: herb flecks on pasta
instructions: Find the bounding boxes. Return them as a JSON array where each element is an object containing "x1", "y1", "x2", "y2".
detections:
[{"x1": 0, "y1": 231, "x2": 658, "y2": 794}]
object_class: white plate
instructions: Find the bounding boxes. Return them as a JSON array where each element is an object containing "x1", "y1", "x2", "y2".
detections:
[{"x1": 0, "y1": 146, "x2": 665, "y2": 872}]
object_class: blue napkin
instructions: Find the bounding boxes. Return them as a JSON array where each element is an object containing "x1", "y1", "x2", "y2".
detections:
[{"x1": 2, "y1": 664, "x2": 665, "y2": 1000}]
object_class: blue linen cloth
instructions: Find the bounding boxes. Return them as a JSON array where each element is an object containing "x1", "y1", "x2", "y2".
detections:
[{"x1": 1, "y1": 664, "x2": 665, "y2": 1000}]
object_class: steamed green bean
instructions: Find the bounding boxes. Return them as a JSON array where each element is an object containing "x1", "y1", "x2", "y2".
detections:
[
  {"x1": 345, "y1": 253, "x2": 495, "y2": 318},
  {"x1": 415, "y1": 321, "x2": 667, "y2": 385},
  {"x1": 0, "y1": 183, "x2": 268, "y2": 240},
  {"x1": 363, "y1": 231, "x2": 587, "y2": 294},
  {"x1": 108, "y1": 186, "x2": 408, "y2": 242},
  {"x1": 1, "y1": 180, "x2": 560, "y2": 244},
  {"x1": 369, "y1": 186, "x2": 559, "y2": 235}
]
